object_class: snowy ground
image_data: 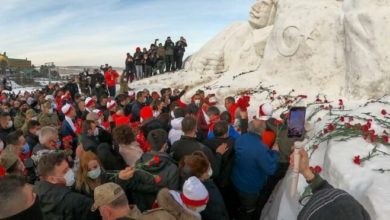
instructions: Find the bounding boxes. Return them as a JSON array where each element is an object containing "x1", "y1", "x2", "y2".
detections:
[{"x1": 131, "y1": 69, "x2": 390, "y2": 220}]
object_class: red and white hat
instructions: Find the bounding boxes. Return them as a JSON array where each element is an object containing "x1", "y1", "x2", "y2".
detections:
[
  {"x1": 128, "y1": 91, "x2": 135, "y2": 100},
  {"x1": 180, "y1": 176, "x2": 209, "y2": 207},
  {"x1": 208, "y1": 96, "x2": 217, "y2": 105},
  {"x1": 258, "y1": 103, "x2": 273, "y2": 120},
  {"x1": 92, "y1": 109, "x2": 103, "y2": 117},
  {"x1": 85, "y1": 97, "x2": 95, "y2": 108},
  {"x1": 61, "y1": 104, "x2": 73, "y2": 115},
  {"x1": 107, "y1": 100, "x2": 116, "y2": 110}
]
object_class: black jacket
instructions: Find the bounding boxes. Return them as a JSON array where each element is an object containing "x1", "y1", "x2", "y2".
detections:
[
  {"x1": 0, "y1": 126, "x2": 14, "y2": 146},
  {"x1": 201, "y1": 179, "x2": 229, "y2": 220},
  {"x1": 130, "y1": 101, "x2": 145, "y2": 122},
  {"x1": 171, "y1": 136, "x2": 221, "y2": 177},
  {"x1": 133, "y1": 152, "x2": 179, "y2": 211},
  {"x1": 203, "y1": 137, "x2": 235, "y2": 188},
  {"x1": 34, "y1": 181, "x2": 99, "y2": 220}
]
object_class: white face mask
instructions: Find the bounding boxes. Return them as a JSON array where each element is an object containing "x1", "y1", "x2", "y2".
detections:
[
  {"x1": 153, "y1": 111, "x2": 160, "y2": 118},
  {"x1": 59, "y1": 169, "x2": 75, "y2": 187},
  {"x1": 87, "y1": 166, "x2": 101, "y2": 179},
  {"x1": 195, "y1": 205, "x2": 207, "y2": 213},
  {"x1": 97, "y1": 118, "x2": 102, "y2": 125},
  {"x1": 93, "y1": 127, "x2": 99, "y2": 136},
  {"x1": 48, "y1": 108, "x2": 54, "y2": 114},
  {"x1": 208, "y1": 167, "x2": 213, "y2": 178},
  {"x1": 7, "y1": 120, "x2": 13, "y2": 129},
  {"x1": 194, "y1": 100, "x2": 201, "y2": 105},
  {"x1": 31, "y1": 117, "x2": 37, "y2": 121}
]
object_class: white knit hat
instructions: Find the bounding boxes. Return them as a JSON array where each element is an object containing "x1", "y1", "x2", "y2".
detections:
[
  {"x1": 107, "y1": 100, "x2": 116, "y2": 110},
  {"x1": 180, "y1": 176, "x2": 209, "y2": 207},
  {"x1": 61, "y1": 104, "x2": 72, "y2": 115},
  {"x1": 85, "y1": 97, "x2": 95, "y2": 108},
  {"x1": 259, "y1": 103, "x2": 273, "y2": 120}
]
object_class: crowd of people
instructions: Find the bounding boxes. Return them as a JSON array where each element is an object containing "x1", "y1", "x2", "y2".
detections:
[{"x1": 0, "y1": 72, "x2": 370, "y2": 220}]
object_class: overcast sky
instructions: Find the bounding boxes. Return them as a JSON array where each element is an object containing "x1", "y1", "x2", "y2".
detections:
[{"x1": 0, "y1": 0, "x2": 254, "y2": 67}]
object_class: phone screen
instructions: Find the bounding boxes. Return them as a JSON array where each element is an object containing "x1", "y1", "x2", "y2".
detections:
[{"x1": 288, "y1": 107, "x2": 306, "y2": 138}]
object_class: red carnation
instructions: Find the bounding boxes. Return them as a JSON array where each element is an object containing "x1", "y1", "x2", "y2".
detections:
[
  {"x1": 324, "y1": 99, "x2": 329, "y2": 103},
  {"x1": 381, "y1": 109, "x2": 387, "y2": 115},
  {"x1": 236, "y1": 95, "x2": 250, "y2": 112},
  {"x1": 327, "y1": 123, "x2": 335, "y2": 132},
  {"x1": 340, "y1": 116, "x2": 345, "y2": 122},
  {"x1": 313, "y1": 165, "x2": 322, "y2": 173},
  {"x1": 338, "y1": 99, "x2": 344, "y2": 106},
  {"x1": 153, "y1": 155, "x2": 160, "y2": 165},
  {"x1": 316, "y1": 98, "x2": 322, "y2": 102},
  {"x1": 346, "y1": 123, "x2": 352, "y2": 129},
  {"x1": 383, "y1": 135, "x2": 389, "y2": 144},
  {"x1": 353, "y1": 156, "x2": 361, "y2": 165},
  {"x1": 154, "y1": 175, "x2": 161, "y2": 184},
  {"x1": 272, "y1": 90, "x2": 277, "y2": 95}
]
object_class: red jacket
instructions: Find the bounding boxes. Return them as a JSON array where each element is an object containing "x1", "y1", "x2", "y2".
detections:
[{"x1": 104, "y1": 70, "x2": 119, "y2": 87}]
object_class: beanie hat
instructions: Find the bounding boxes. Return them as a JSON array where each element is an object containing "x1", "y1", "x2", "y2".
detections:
[
  {"x1": 92, "y1": 109, "x2": 103, "y2": 117},
  {"x1": 259, "y1": 103, "x2": 273, "y2": 120},
  {"x1": 61, "y1": 104, "x2": 72, "y2": 115},
  {"x1": 180, "y1": 176, "x2": 209, "y2": 207},
  {"x1": 140, "y1": 106, "x2": 153, "y2": 122},
  {"x1": 107, "y1": 100, "x2": 116, "y2": 110},
  {"x1": 85, "y1": 97, "x2": 95, "y2": 108},
  {"x1": 208, "y1": 96, "x2": 217, "y2": 106}
]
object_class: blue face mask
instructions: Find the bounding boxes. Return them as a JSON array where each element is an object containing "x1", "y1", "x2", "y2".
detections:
[
  {"x1": 56, "y1": 140, "x2": 62, "y2": 149},
  {"x1": 22, "y1": 143, "x2": 30, "y2": 154},
  {"x1": 87, "y1": 166, "x2": 101, "y2": 179}
]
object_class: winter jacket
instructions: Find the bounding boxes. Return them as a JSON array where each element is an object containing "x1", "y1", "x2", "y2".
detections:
[
  {"x1": 134, "y1": 52, "x2": 144, "y2": 65},
  {"x1": 140, "y1": 117, "x2": 164, "y2": 139},
  {"x1": 133, "y1": 152, "x2": 179, "y2": 211},
  {"x1": 157, "y1": 46, "x2": 166, "y2": 59},
  {"x1": 139, "y1": 188, "x2": 200, "y2": 220},
  {"x1": 168, "y1": 117, "x2": 184, "y2": 145},
  {"x1": 298, "y1": 175, "x2": 370, "y2": 220},
  {"x1": 34, "y1": 181, "x2": 99, "y2": 220},
  {"x1": 60, "y1": 119, "x2": 76, "y2": 138},
  {"x1": 201, "y1": 179, "x2": 229, "y2": 220},
  {"x1": 130, "y1": 101, "x2": 145, "y2": 122},
  {"x1": 104, "y1": 70, "x2": 119, "y2": 87},
  {"x1": 164, "y1": 40, "x2": 175, "y2": 56},
  {"x1": 25, "y1": 132, "x2": 39, "y2": 152},
  {"x1": 171, "y1": 136, "x2": 221, "y2": 178},
  {"x1": 95, "y1": 143, "x2": 126, "y2": 170},
  {"x1": 203, "y1": 137, "x2": 235, "y2": 188},
  {"x1": 231, "y1": 132, "x2": 279, "y2": 194},
  {"x1": 38, "y1": 112, "x2": 59, "y2": 127},
  {"x1": 0, "y1": 126, "x2": 14, "y2": 147},
  {"x1": 14, "y1": 112, "x2": 26, "y2": 129}
]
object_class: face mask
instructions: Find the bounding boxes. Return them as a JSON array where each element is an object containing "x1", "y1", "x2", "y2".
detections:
[
  {"x1": 22, "y1": 143, "x2": 30, "y2": 154},
  {"x1": 195, "y1": 205, "x2": 207, "y2": 213},
  {"x1": 31, "y1": 117, "x2": 37, "y2": 121},
  {"x1": 93, "y1": 127, "x2": 99, "y2": 136},
  {"x1": 7, "y1": 120, "x2": 13, "y2": 128},
  {"x1": 63, "y1": 169, "x2": 75, "y2": 186},
  {"x1": 208, "y1": 167, "x2": 213, "y2": 178},
  {"x1": 153, "y1": 111, "x2": 160, "y2": 118},
  {"x1": 48, "y1": 108, "x2": 54, "y2": 114},
  {"x1": 51, "y1": 103, "x2": 57, "y2": 110},
  {"x1": 87, "y1": 166, "x2": 101, "y2": 179},
  {"x1": 97, "y1": 118, "x2": 102, "y2": 125},
  {"x1": 6, "y1": 196, "x2": 43, "y2": 220}
]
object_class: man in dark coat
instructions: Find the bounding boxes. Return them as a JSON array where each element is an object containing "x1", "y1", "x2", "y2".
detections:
[
  {"x1": 171, "y1": 116, "x2": 228, "y2": 178},
  {"x1": 34, "y1": 152, "x2": 100, "y2": 220},
  {"x1": 0, "y1": 111, "x2": 14, "y2": 147},
  {"x1": 164, "y1": 37, "x2": 175, "y2": 72},
  {"x1": 130, "y1": 91, "x2": 146, "y2": 122}
]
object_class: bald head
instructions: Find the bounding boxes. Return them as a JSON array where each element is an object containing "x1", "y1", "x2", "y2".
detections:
[{"x1": 248, "y1": 119, "x2": 266, "y2": 134}]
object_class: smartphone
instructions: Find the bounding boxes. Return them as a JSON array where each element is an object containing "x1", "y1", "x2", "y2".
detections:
[{"x1": 287, "y1": 107, "x2": 306, "y2": 138}]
